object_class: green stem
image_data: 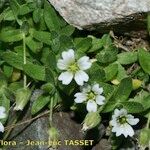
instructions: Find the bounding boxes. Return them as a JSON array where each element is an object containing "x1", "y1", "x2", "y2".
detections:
[
  {"x1": 146, "y1": 114, "x2": 150, "y2": 129},
  {"x1": 3, "y1": 117, "x2": 18, "y2": 140},
  {"x1": 49, "y1": 97, "x2": 53, "y2": 127},
  {"x1": 98, "y1": 105, "x2": 105, "y2": 113},
  {"x1": 23, "y1": 34, "x2": 27, "y2": 88}
]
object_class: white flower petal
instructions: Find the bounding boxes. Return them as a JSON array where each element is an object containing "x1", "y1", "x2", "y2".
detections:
[
  {"x1": 57, "y1": 59, "x2": 68, "y2": 70},
  {"x1": 92, "y1": 84, "x2": 103, "y2": 94},
  {"x1": 0, "y1": 122, "x2": 4, "y2": 133},
  {"x1": 115, "y1": 125, "x2": 124, "y2": 137},
  {"x1": 119, "y1": 108, "x2": 128, "y2": 116},
  {"x1": 0, "y1": 106, "x2": 6, "y2": 119},
  {"x1": 96, "y1": 95, "x2": 105, "y2": 105},
  {"x1": 112, "y1": 125, "x2": 119, "y2": 134},
  {"x1": 127, "y1": 115, "x2": 139, "y2": 125},
  {"x1": 77, "y1": 56, "x2": 92, "y2": 70},
  {"x1": 114, "y1": 109, "x2": 120, "y2": 116},
  {"x1": 62, "y1": 49, "x2": 75, "y2": 62},
  {"x1": 114, "y1": 108, "x2": 127, "y2": 118},
  {"x1": 74, "y1": 70, "x2": 89, "y2": 86},
  {"x1": 86, "y1": 100, "x2": 97, "y2": 112},
  {"x1": 74, "y1": 93, "x2": 87, "y2": 103},
  {"x1": 110, "y1": 119, "x2": 117, "y2": 127},
  {"x1": 81, "y1": 85, "x2": 91, "y2": 93},
  {"x1": 58, "y1": 71, "x2": 73, "y2": 85},
  {"x1": 111, "y1": 109, "x2": 136, "y2": 138},
  {"x1": 123, "y1": 123, "x2": 134, "y2": 137}
]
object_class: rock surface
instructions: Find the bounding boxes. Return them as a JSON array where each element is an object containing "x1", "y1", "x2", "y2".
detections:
[
  {"x1": 48, "y1": 0, "x2": 150, "y2": 32},
  {"x1": 6, "y1": 111, "x2": 106, "y2": 150},
  {"x1": 6, "y1": 112, "x2": 83, "y2": 150}
]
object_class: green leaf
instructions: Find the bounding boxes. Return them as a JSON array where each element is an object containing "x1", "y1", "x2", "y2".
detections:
[
  {"x1": 114, "y1": 77, "x2": 132, "y2": 102},
  {"x1": 130, "y1": 90, "x2": 150, "y2": 111},
  {"x1": 45, "y1": 68, "x2": 55, "y2": 84},
  {"x1": 3, "y1": 65, "x2": 13, "y2": 78},
  {"x1": 23, "y1": 64, "x2": 45, "y2": 81},
  {"x1": 122, "y1": 101, "x2": 144, "y2": 113},
  {"x1": 117, "y1": 52, "x2": 137, "y2": 65},
  {"x1": 26, "y1": 36, "x2": 43, "y2": 53},
  {"x1": 2, "y1": 51, "x2": 24, "y2": 70},
  {"x1": 74, "y1": 37, "x2": 92, "y2": 52},
  {"x1": 30, "y1": 29, "x2": 52, "y2": 45},
  {"x1": 10, "y1": 0, "x2": 20, "y2": 16},
  {"x1": 44, "y1": 1, "x2": 61, "y2": 31},
  {"x1": 101, "y1": 34, "x2": 112, "y2": 47},
  {"x1": 41, "y1": 83, "x2": 55, "y2": 93},
  {"x1": 3, "y1": 9, "x2": 15, "y2": 21},
  {"x1": 102, "y1": 101, "x2": 116, "y2": 113},
  {"x1": 88, "y1": 36, "x2": 103, "y2": 52},
  {"x1": 33, "y1": 8, "x2": 42, "y2": 23},
  {"x1": 96, "y1": 45, "x2": 118, "y2": 63},
  {"x1": 40, "y1": 47, "x2": 51, "y2": 64},
  {"x1": 89, "y1": 63, "x2": 106, "y2": 82},
  {"x1": 10, "y1": 0, "x2": 22, "y2": 25},
  {"x1": 116, "y1": 63, "x2": 127, "y2": 81},
  {"x1": 60, "y1": 25, "x2": 75, "y2": 36},
  {"x1": 98, "y1": 82, "x2": 115, "y2": 99},
  {"x1": 18, "y1": 3, "x2": 34, "y2": 15},
  {"x1": 31, "y1": 95, "x2": 50, "y2": 115},
  {"x1": 0, "y1": 29, "x2": 23, "y2": 42},
  {"x1": 104, "y1": 63, "x2": 118, "y2": 81},
  {"x1": 45, "y1": 51, "x2": 56, "y2": 70},
  {"x1": 138, "y1": 48, "x2": 150, "y2": 75},
  {"x1": 8, "y1": 82, "x2": 23, "y2": 93},
  {"x1": 51, "y1": 35, "x2": 74, "y2": 53}
]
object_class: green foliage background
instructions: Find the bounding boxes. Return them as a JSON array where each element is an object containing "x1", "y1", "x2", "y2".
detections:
[{"x1": 0, "y1": 0, "x2": 150, "y2": 149}]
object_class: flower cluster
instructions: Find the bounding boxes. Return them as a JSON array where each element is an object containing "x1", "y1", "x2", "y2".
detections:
[
  {"x1": 74, "y1": 84, "x2": 105, "y2": 112},
  {"x1": 57, "y1": 49, "x2": 105, "y2": 112},
  {"x1": 110, "y1": 108, "x2": 139, "y2": 137},
  {"x1": 57, "y1": 49, "x2": 139, "y2": 137},
  {"x1": 0, "y1": 106, "x2": 6, "y2": 132}
]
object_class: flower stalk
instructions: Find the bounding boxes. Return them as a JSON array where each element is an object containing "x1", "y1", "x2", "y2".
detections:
[{"x1": 23, "y1": 33, "x2": 27, "y2": 88}]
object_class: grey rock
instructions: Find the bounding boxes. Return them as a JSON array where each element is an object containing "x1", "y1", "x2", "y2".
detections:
[
  {"x1": 92, "y1": 139, "x2": 111, "y2": 150},
  {"x1": 48, "y1": 0, "x2": 150, "y2": 32},
  {"x1": 5, "y1": 111, "x2": 106, "y2": 150},
  {"x1": 6, "y1": 112, "x2": 84, "y2": 150}
]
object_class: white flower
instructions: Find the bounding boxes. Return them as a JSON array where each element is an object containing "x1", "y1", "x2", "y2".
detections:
[
  {"x1": 74, "y1": 83, "x2": 105, "y2": 112},
  {"x1": 57, "y1": 49, "x2": 92, "y2": 86},
  {"x1": 0, "y1": 106, "x2": 6, "y2": 133},
  {"x1": 110, "y1": 108, "x2": 139, "y2": 138}
]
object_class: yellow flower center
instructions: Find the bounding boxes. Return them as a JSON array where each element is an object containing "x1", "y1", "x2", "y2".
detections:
[
  {"x1": 69, "y1": 62, "x2": 79, "y2": 73},
  {"x1": 87, "y1": 92, "x2": 96, "y2": 100},
  {"x1": 118, "y1": 116, "x2": 127, "y2": 124}
]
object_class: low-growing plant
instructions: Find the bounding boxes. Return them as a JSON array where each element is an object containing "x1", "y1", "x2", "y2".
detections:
[{"x1": 0, "y1": 0, "x2": 150, "y2": 149}]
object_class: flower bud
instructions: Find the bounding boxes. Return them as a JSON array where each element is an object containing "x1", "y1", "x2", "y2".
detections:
[
  {"x1": 11, "y1": 69, "x2": 21, "y2": 82},
  {"x1": 48, "y1": 127, "x2": 59, "y2": 141},
  {"x1": 82, "y1": 112, "x2": 101, "y2": 131},
  {"x1": 139, "y1": 128, "x2": 150, "y2": 148},
  {"x1": 132, "y1": 79, "x2": 142, "y2": 90},
  {"x1": 111, "y1": 79, "x2": 120, "y2": 85},
  {"x1": 14, "y1": 87, "x2": 31, "y2": 111}
]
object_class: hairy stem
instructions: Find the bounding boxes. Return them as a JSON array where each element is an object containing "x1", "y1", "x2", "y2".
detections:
[
  {"x1": 49, "y1": 98, "x2": 54, "y2": 126},
  {"x1": 23, "y1": 34, "x2": 27, "y2": 88}
]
